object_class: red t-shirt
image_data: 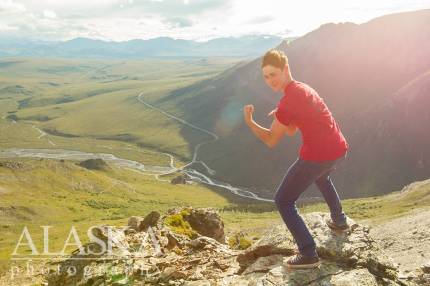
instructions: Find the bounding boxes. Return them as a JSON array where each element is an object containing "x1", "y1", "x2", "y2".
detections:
[{"x1": 274, "y1": 80, "x2": 349, "y2": 161}]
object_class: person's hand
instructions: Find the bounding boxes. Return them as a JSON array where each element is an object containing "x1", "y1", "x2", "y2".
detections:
[
  {"x1": 243, "y1": 104, "x2": 254, "y2": 123},
  {"x1": 267, "y1": 108, "x2": 277, "y2": 117}
]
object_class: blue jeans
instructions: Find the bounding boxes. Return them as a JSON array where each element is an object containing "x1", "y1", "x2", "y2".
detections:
[{"x1": 273, "y1": 152, "x2": 348, "y2": 257}]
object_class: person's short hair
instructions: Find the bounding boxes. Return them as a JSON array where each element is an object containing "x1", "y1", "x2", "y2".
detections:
[{"x1": 261, "y1": 49, "x2": 289, "y2": 70}]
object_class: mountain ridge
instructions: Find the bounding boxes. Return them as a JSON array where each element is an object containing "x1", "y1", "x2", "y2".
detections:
[{"x1": 0, "y1": 35, "x2": 285, "y2": 59}]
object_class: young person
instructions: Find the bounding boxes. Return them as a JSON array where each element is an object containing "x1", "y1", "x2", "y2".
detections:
[{"x1": 243, "y1": 49, "x2": 350, "y2": 269}]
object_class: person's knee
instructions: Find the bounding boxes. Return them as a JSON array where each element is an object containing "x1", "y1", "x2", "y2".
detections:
[
  {"x1": 274, "y1": 192, "x2": 297, "y2": 211},
  {"x1": 274, "y1": 188, "x2": 291, "y2": 206},
  {"x1": 315, "y1": 175, "x2": 331, "y2": 188},
  {"x1": 273, "y1": 191, "x2": 283, "y2": 207}
]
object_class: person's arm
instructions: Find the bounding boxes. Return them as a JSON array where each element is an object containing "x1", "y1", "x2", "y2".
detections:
[
  {"x1": 243, "y1": 104, "x2": 297, "y2": 148},
  {"x1": 268, "y1": 108, "x2": 298, "y2": 137},
  {"x1": 245, "y1": 116, "x2": 295, "y2": 148},
  {"x1": 284, "y1": 122, "x2": 298, "y2": 137}
]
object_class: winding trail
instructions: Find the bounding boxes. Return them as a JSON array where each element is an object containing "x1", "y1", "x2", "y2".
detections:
[
  {"x1": 137, "y1": 92, "x2": 218, "y2": 175},
  {"x1": 137, "y1": 92, "x2": 273, "y2": 202}
]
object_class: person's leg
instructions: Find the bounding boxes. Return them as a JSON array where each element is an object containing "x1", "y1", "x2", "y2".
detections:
[
  {"x1": 273, "y1": 158, "x2": 332, "y2": 257},
  {"x1": 315, "y1": 172, "x2": 347, "y2": 225},
  {"x1": 315, "y1": 155, "x2": 348, "y2": 225}
]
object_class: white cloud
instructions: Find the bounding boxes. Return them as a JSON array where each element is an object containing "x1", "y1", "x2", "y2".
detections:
[
  {"x1": 0, "y1": 0, "x2": 429, "y2": 41},
  {"x1": 0, "y1": 0, "x2": 26, "y2": 14},
  {"x1": 0, "y1": 23, "x2": 18, "y2": 31},
  {"x1": 42, "y1": 9, "x2": 57, "y2": 19}
]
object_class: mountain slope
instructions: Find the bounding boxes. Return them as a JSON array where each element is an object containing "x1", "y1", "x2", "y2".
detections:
[
  {"x1": 348, "y1": 70, "x2": 430, "y2": 196},
  {"x1": 157, "y1": 8, "x2": 430, "y2": 199}
]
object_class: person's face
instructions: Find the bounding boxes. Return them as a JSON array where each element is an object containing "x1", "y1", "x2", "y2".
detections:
[{"x1": 262, "y1": 64, "x2": 286, "y2": 92}]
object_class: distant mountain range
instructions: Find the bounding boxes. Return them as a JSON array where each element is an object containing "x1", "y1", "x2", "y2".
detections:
[
  {"x1": 160, "y1": 9, "x2": 430, "y2": 199},
  {"x1": 0, "y1": 35, "x2": 284, "y2": 59}
]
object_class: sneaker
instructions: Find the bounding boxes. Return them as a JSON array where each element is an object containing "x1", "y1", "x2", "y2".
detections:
[
  {"x1": 326, "y1": 219, "x2": 350, "y2": 233},
  {"x1": 286, "y1": 254, "x2": 320, "y2": 269}
]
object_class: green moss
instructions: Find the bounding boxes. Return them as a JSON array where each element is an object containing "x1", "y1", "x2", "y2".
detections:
[
  {"x1": 164, "y1": 211, "x2": 198, "y2": 239},
  {"x1": 228, "y1": 232, "x2": 252, "y2": 250}
]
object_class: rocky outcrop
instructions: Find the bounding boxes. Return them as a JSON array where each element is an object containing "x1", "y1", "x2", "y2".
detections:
[
  {"x1": 127, "y1": 211, "x2": 162, "y2": 232},
  {"x1": 411, "y1": 262, "x2": 430, "y2": 285},
  {"x1": 178, "y1": 207, "x2": 226, "y2": 244},
  {"x1": 78, "y1": 158, "x2": 110, "y2": 171},
  {"x1": 170, "y1": 174, "x2": 191, "y2": 185},
  {"x1": 235, "y1": 213, "x2": 402, "y2": 285},
  {"x1": 44, "y1": 208, "x2": 418, "y2": 285}
]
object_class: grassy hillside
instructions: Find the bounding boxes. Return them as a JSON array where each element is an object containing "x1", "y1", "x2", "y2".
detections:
[
  {"x1": 0, "y1": 157, "x2": 276, "y2": 275},
  {"x1": 1, "y1": 157, "x2": 429, "y2": 276},
  {"x1": 0, "y1": 57, "x2": 241, "y2": 165}
]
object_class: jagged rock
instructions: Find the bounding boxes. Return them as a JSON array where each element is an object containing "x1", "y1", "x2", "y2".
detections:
[
  {"x1": 124, "y1": 228, "x2": 136, "y2": 235},
  {"x1": 422, "y1": 261, "x2": 430, "y2": 274},
  {"x1": 412, "y1": 271, "x2": 430, "y2": 286},
  {"x1": 164, "y1": 230, "x2": 183, "y2": 250},
  {"x1": 127, "y1": 216, "x2": 143, "y2": 231},
  {"x1": 235, "y1": 221, "x2": 296, "y2": 273},
  {"x1": 186, "y1": 236, "x2": 224, "y2": 251},
  {"x1": 139, "y1": 211, "x2": 161, "y2": 231},
  {"x1": 238, "y1": 213, "x2": 398, "y2": 282},
  {"x1": 241, "y1": 254, "x2": 284, "y2": 275},
  {"x1": 408, "y1": 262, "x2": 430, "y2": 286},
  {"x1": 45, "y1": 210, "x2": 406, "y2": 286},
  {"x1": 182, "y1": 207, "x2": 226, "y2": 243},
  {"x1": 330, "y1": 268, "x2": 379, "y2": 285},
  {"x1": 126, "y1": 212, "x2": 161, "y2": 233},
  {"x1": 159, "y1": 266, "x2": 188, "y2": 281}
]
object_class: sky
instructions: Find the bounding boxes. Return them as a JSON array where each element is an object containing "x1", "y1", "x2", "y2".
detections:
[{"x1": 0, "y1": 0, "x2": 429, "y2": 42}]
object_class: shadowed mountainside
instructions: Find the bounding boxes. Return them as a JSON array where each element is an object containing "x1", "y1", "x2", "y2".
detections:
[{"x1": 159, "y1": 8, "x2": 430, "y2": 199}]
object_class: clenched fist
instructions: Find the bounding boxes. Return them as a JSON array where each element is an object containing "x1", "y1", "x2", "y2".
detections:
[{"x1": 243, "y1": 104, "x2": 254, "y2": 123}]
